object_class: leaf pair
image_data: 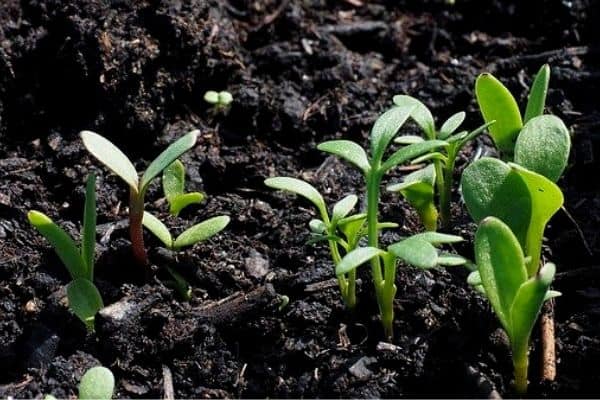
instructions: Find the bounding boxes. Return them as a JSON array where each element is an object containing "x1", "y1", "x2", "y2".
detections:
[
  {"x1": 163, "y1": 160, "x2": 205, "y2": 216},
  {"x1": 28, "y1": 174, "x2": 103, "y2": 330}
]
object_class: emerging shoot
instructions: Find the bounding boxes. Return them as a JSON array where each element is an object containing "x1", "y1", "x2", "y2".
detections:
[
  {"x1": 163, "y1": 160, "x2": 205, "y2": 216},
  {"x1": 204, "y1": 90, "x2": 233, "y2": 109}
]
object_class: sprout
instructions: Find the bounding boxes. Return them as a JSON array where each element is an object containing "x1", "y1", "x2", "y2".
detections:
[
  {"x1": 162, "y1": 160, "x2": 205, "y2": 216},
  {"x1": 80, "y1": 130, "x2": 199, "y2": 265},
  {"x1": 204, "y1": 90, "x2": 233, "y2": 108},
  {"x1": 78, "y1": 366, "x2": 115, "y2": 400},
  {"x1": 28, "y1": 174, "x2": 103, "y2": 330}
]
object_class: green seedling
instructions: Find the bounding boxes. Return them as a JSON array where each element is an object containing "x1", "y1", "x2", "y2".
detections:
[
  {"x1": 28, "y1": 174, "x2": 103, "y2": 330},
  {"x1": 80, "y1": 130, "x2": 199, "y2": 266},
  {"x1": 78, "y1": 366, "x2": 115, "y2": 400},
  {"x1": 336, "y1": 232, "x2": 466, "y2": 337},
  {"x1": 470, "y1": 217, "x2": 560, "y2": 393},
  {"x1": 163, "y1": 160, "x2": 205, "y2": 216},
  {"x1": 390, "y1": 95, "x2": 493, "y2": 228},
  {"x1": 204, "y1": 90, "x2": 233, "y2": 108}
]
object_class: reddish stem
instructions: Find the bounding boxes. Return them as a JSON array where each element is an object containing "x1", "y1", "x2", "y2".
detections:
[{"x1": 129, "y1": 190, "x2": 148, "y2": 266}]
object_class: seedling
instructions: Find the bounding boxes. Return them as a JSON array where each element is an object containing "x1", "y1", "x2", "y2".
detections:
[
  {"x1": 389, "y1": 95, "x2": 493, "y2": 228},
  {"x1": 80, "y1": 130, "x2": 199, "y2": 265},
  {"x1": 79, "y1": 366, "x2": 115, "y2": 400},
  {"x1": 28, "y1": 174, "x2": 103, "y2": 330},
  {"x1": 163, "y1": 160, "x2": 205, "y2": 216},
  {"x1": 204, "y1": 90, "x2": 233, "y2": 109},
  {"x1": 470, "y1": 217, "x2": 560, "y2": 393}
]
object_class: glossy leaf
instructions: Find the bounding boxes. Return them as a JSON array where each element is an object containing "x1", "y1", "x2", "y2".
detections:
[
  {"x1": 265, "y1": 177, "x2": 328, "y2": 219},
  {"x1": 336, "y1": 247, "x2": 384, "y2": 275},
  {"x1": 392, "y1": 95, "x2": 436, "y2": 138},
  {"x1": 67, "y1": 278, "x2": 104, "y2": 331},
  {"x1": 332, "y1": 195, "x2": 358, "y2": 223},
  {"x1": 381, "y1": 140, "x2": 448, "y2": 172},
  {"x1": 79, "y1": 366, "x2": 115, "y2": 400},
  {"x1": 28, "y1": 211, "x2": 87, "y2": 280},
  {"x1": 370, "y1": 104, "x2": 415, "y2": 163},
  {"x1": 142, "y1": 211, "x2": 173, "y2": 248},
  {"x1": 439, "y1": 111, "x2": 466, "y2": 139},
  {"x1": 317, "y1": 140, "x2": 370, "y2": 174},
  {"x1": 82, "y1": 174, "x2": 96, "y2": 279},
  {"x1": 388, "y1": 237, "x2": 438, "y2": 269},
  {"x1": 173, "y1": 215, "x2": 230, "y2": 250},
  {"x1": 524, "y1": 64, "x2": 550, "y2": 123},
  {"x1": 475, "y1": 73, "x2": 523, "y2": 154},
  {"x1": 80, "y1": 131, "x2": 139, "y2": 190},
  {"x1": 141, "y1": 130, "x2": 200, "y2": 192},
  {"x1": 514, "y1": 115, "x2": 570, "y2": 182}
]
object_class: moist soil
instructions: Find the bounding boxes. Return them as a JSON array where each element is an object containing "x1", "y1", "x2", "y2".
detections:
[{"x1": 1, "y1": 0, "x2": 599, "y2": 397}]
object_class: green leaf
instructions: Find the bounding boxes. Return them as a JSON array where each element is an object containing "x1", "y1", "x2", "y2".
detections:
[
  {"x1": 461, "y1": 158, "x2": 532, "y2": 248},
  {"x1": 204, "y1": 90, "x2": 219, "y2": 104},
  {"x1": 410, "y1": 152, "x2": 448, "y2": 165},
  {"x1": 544, "y1": 290, "x2": 562, "y2": 301},
  {"x1": 163, "y1": 160, "x2": 185, "y2": 201},
  {"x1": 388, "y1": 237, "x2": 438, "y2": 269},
  {"x1": 28, "y1": 211, "x2": 87, "y2": 280},
  {"x1": 307, "y1": 233, "x2": 345, "y2": 246},
  {"x1": 309, "y1": 219, "x2": 327, "y2": 234},
  {"x1": 338, "y1": 214, "x2": 367, "y2": 244},
  {"x1": 336, "y1": 247, "x2": 384, "y2": 276},
  {"x1": 437, "y1": 252, "x2": 468, "y2": 266},
  {"x1": 524, "y1": 64, "x2": 550, "y2": 123},
  {"x1": 451, "y1": 120, "x2": 495, "y2": 146},
  {"x1": 67, "y1": 278, "x2": 104, "y2": 331},
  {"x1": 169, "y1": 193, "x2": 205, "y2": 216},
  {"x1": 332, "y1": 194, "x2": 358, "y2": 223},
  {"x1": 509, "y1": 262, "x2": 555, "y2": 353},
  {"x1": 439, "y1": 111, "x2": 466, "y2": 139},
  {"x1": 388, "y1": 165, "x2": 436, "y2": 192},
  {"x1": 392, "y1": 95, "x2": 436, "y2": 138},
  {"x1": 467, "y1": 270, "x2": 482, "y2": 286},
  {"x1": 317, "y1": 140, "x2": 370, "y2": 174},
  {"x1": 394, "y1": 135, "x2": 425, "y2": 145},
  {"x1": 218, "y1": 91, "x2": 233, "y2": 105},
  {"x1": 475, "y1": 217, "x2": 528, "y2": 331},
  {"x1": 173, "y1": 215, "x2": 230, "y2": 250},
  {"x1": 142, "y1": 211, "x2": 173, "y2": 249},
  {"x1": 381, "y1": 140, "x2": 448, "y2": 172},
  {"x1": 387, "y1": 165, "x2": 437, "y2": 230},
  {"x1": 264, "y1": 177, "x2": 328, "y2": 220},
  {"x1": 79, "y1": 366, "x2": 115, "y2": 400},
  {"x1": 514, "y1": 115, "x2": 570, "y2": 182},
  {"x1": 80, "y1": 131, "x2": 139, "y2": 190},
  {"x1": 412, "y1": 231, "x2": 464, "y2": 244},
  {"x1": 165, "y1": 266, "x2": 192, "y2": 300},
  {"x1": 82, "y1": 174, "x2": 96, "y2": 279},
  {"x1": 140, "y1": 130, "x2": 200, "y2": 192},
  {"x1": 475, "y1": 73, "x2": 523, "y2": 154},
  {"x1": 370, "y1": 104, "x2": 415, "y2": 163}
]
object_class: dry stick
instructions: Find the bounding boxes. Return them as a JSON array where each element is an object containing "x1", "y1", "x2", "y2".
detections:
[{"x1": 540, "y1": 300, "x2": 557, "y2": 382}]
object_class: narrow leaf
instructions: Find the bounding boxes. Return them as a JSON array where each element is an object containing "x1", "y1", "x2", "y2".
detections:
[
  {"x1": 165, "y1": 266, "x2": 192, "y2": 300},
  {"x1": 140, "y1": 130, "x2": 200, "y2": 192},
  {"x1": 439, "y1": 111, "x2": 466, "y2": 139},
  {"x1": 67, "y1": 278, "x2": 104, "y2": 331},
  {"x1": 388, "y1": 237, "x2": 438, "y2": 269},
  {"x1": 169, "y1": 193, "x2": 205, "y2": 216},
  {"x1": 78, "y1": 366, "x2": 115, "y2": 400},
  {"x1": 524, "y1": 64, "x2": 550, "y2": 123},
  {"x1": 388, "y1": 164, "x2": 436, "y2": 192},
  {"x1": 381, "y1": 140, "x2": 448, "y2": 172},
  {"x1": 394, "y1": 135, "x2": 425, "y2": 145},
  {"x1": 336, "y1": 247, "x2": 384, "y2": 276},
  {"x1": 317, "y1": 140, "x2": 370, "y2": 174},
  {"x1": 264, "y1": 177, "x2": 328, "y2": 219},
  {"x1": 452, "y1": 120, "x2": 496, "y2": 146},
  {"x1": 410, "y1": 152, "x2": 448, "y2": 165},
  {"x1": 412, "y1": 231, "x2": 463, "y2": 244},
  {"x1": 80, "y1": 131, "x2": 138, "y2": 190},
  {"x1": 142, "y1": 211, "x2": 173, "y2": 249},
  {"x1": 437, "y1": 252, "x2": 468, "y2": 266},
  {"x1": 82, "y1": 174, "x2": 96, "y2": 279},
  {"x1": 163, "y1": 160, "x2": 185, "y2": 201},
  {"x1": 174, "y1": 215, "x2": 230, "y2": 250},
  {"x1": 544, "y1": 290, "x2": 562, "y2": 301},
  {"x1": 332, "y1": 194, "x2": 358, "y2": 223},
  {"x1": 28, "y1": 211, "x2": 87, "y2": 280},
  {"x1": 392, "y1": 95, "x2": 436, "y2": 138},
  {"x1": 370, "y1": 104, "x2": 415, "y2": 163}
]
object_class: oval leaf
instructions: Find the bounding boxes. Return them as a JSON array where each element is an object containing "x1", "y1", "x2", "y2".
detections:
[
  {"x1": 439, "y1": 111, "x2": 466, "y2": 139},
  {"x1": 67, "y1": 278, "x2": 104, "y2": 331},
  {"x1": 370, "y1": 104, "x2": 415, "y2": 162},
  {"x1": 332, "y1": 194, "x2": 358, "y2": 223},
  {"x1": 336, "y1": 247, "x2": 384, "y2": 276},
  {"x1": 388, "y1": 237, "x2": 438, "y2": 269},
  {"x1": 264, "y1": 177, "x2": 327, "y2": 219},
  {"x1": 317, "y1": 140, "x2": 370, "y2": 174},
  {"x1": 142, "y1": 211, "x2": 173, "y2": 249},
  {"x1": 392, "y1": 95, "x2": 436, "y2": 138},
  {"x1": 79, "y1": 366, "x2": 115, "y2": 400},
  {"x1": 80, "y1": 131, "x2": 139, "y2": 190},
  {"x1": 524, "y1": 64, "x2": 550, "y2": 123},
  {"x1": 163, "y1": 160, "x2": 185, "y2": 201},
  {"x1": 174, "y1": 215, "x2": 230, "y2": 249}
]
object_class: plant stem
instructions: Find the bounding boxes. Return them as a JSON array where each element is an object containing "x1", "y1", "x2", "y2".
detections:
[
  {"x1": 329, "y1": 239, "x2": 354, "y2": 309},
  {"x1": 381, "y1": 253, "x2": 397, "y2": 339},
  {"x1": 129, "y1": 190, "x2": 148, "y2": 266},
  {"x1": 513, "y1": 346, "x2": 529, "y2": 395},
  {"x1": 439, "y1": 150, "x2": 456, "y2": 229},
  {"x1": 366, "y1": 168, "x2": 386, "y2": 322}
]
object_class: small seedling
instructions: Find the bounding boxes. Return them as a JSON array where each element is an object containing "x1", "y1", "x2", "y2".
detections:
[
  {"x1": 78, "y1": 366, "x2": 115, "y2": 400},
  {"x1": 163, "y1": 160, "x2": 205, "y2": 216},
  {"x1": 389, "y1": 95, "x2": 493, "y2": 228},
  {"x1": 28, "y1": 174, "x2": 103, "y2": 330},
  {"x1": 204, "y1": 90, "x2": 233, "y2": 108},
  {"x1": 80, "y1": 130, "x2": 199, "y2": 265},
  {"x1": 470, "y1": 217, "x2": 560, "y2": 393}
]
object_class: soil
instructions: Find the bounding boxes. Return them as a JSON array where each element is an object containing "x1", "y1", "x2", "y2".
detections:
[{"x1": 1, "y1": 0, "x2": 599, "y2": 397}]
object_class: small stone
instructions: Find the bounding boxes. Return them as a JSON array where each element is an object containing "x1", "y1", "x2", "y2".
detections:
[
  {"x1": 98, "y1": 298, "x2": 138, "y2": 327},
  {"x1": 349, "y1": 356, "x2": 377, "y2": 381},
  {"x1": 24, "y1": 300, "x2": 39, "y2": 313},
  {"x1": 244, "y1": 251, "x2": 269, "y2": 279}
]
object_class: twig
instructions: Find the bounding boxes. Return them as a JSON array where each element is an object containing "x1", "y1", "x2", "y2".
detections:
[
  {"x1": 162, "y1": 365, "x2": 175, "y2": 400},
  {"x1": 540, "y1": 300, "x2": 557, "y2": 382},
  {"x1": 561, "y1": 205, "x2": 593, "y2": 256}
]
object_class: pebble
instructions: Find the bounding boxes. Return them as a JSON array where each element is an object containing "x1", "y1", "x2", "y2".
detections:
[
  {"x1": 349, "y1": 356, "x2": 377, "y2": 381},
  {"x1": 244, "y1": 250, "x2": 269, "y2": 279}
]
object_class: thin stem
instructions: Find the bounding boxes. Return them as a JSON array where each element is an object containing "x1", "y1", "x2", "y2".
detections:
[
  {"x1": 381, "y1": 253, "x2": 397, "y2": 339},
  {"x1": 129, "y1": 189, "x2": 148, "y2": 266},
  {"x1": 513, "y1": 347, "x2": 529, "y2": 395},
  {"x1": 366, "y1": 169, "x2": 384, "y2": 288},
  {"x1": 439, "y1": 147, "x2": 457, "y2": 229}
]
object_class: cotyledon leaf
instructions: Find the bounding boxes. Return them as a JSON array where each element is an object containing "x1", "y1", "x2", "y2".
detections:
[
  {"x1": 317, "y1": 140, "x2": 370, "y2": 174},
  {"x1": 265, "y1": 177, "x2": 328, "y2": 219},
  {"x1": 173, "y1": 215, "x2": 230, "y2": 250}
]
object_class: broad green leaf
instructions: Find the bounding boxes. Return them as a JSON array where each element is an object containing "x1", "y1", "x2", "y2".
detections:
[
  {"x1": 381, "y1": 140, "x2": 448, "y2": 172},
  {"x1": 317, "y1": 140, "x2": 370, "y2": 174},
  {"x1": 475, "y1": 217, "x2": 527, "y2": 331},
  {"x1": 332, "y1": 194, "x2": 358, "y2": 223},
  {"x1": 309, "y1": 219, "x2": 327, "y2": 234},
  {"x1": 475, "y1": 73, "x2": 523, "y2": 154},
  {"x1": 264, "y1": 177, "x2": 328, "y2": 219},
  {"x1": 461, "y1": 158, "x2": 531, "y2": 248},
  {"x1": 67, "y1": 278, "x2": 104, "y2": 331},
  {"x1": 388, "y1": 237, "x2": 438, "y2": 269},
  {"x1": 392, "y1": 95, "x2": 436, "y2": 138},
  {"x1": 370, "y1": 104, "x2": 415, "y2": 163},
  {"x1": 509, "y1": 262, "x2": 555, "y2": 354},
  {"x1": 439, "y1": 111, "x2": 466, "y2": 139},
  {"x1": 336, "y1": 247, "x2": 384, "y2": 275},
  {"x1": 28, "y1": 211, "x2": 87, "y2": 280},
  {"x1": 412, "y1": 231, "x2": 464, "y2": 244},
  {"x1": 514, "y1": 115, "x2": 570, "y2": 182},
  {"x1": 82, "y1": 174, "x2": 96, "y2": 279},
  {"x1": 140, "y1": 130, "x2": 200, "y2": 192},
  {"x1": 79, "y1": 366, "x2": 115, "y2": 400},
  {"x1": 394, "y1": 135, "x2": 425, "y2": 145},
  {"x1": 169, "y1": 193, "x2": 205, "y2": 216},
  {"x1": 80, "y1": 131, "x2": 139, "y2": 190},
  {"x1": 524, "y1": 64, "x2": 550, "y2": 123},
  {"x1": 163, "y1": 160, "x2": 185, "y2": 201},
  {"x1": 437, "y1": 252, "x2": 468, "y2": 266},
  {"x1": 142, "y1": 211, "x2": 173, "y2": 248},
  {"x1": 173, "y1": 215, "x2": 230, "y2": 250}
]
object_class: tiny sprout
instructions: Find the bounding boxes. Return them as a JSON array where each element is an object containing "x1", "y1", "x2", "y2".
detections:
[
  {"x1": 278, "y1": 295, "x2": 290, "y2": 311},
  {"x1": 204, "y1": 90, "x2": 233, "y2": 108},
  {"x1": 78, "y1": 366, "x2": 115, "y2": 400},
  {"x1": 28, "y1": 174, "x2": 103, "y2": 330},
  {"x1": 80, "y1": 130, "x2": 199, "y2": 265},
  {"x1": 163, "y1": 160, "x2": 205, "y2": 216},
  {"x1": 471, "y1": 217, "x2": 560, "y2": 394}
]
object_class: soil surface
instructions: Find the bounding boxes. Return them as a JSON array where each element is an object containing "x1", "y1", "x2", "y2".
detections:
[{"x1": 1, "y1": 0, "x2": 599, "y2": 398}]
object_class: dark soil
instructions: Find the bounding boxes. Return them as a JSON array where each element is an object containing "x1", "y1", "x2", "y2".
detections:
[{"x1": 1, "y1": 0, "x2": 599, "y2": 397}]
